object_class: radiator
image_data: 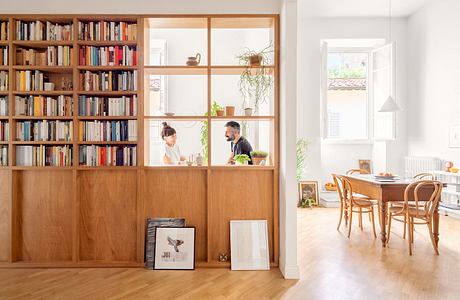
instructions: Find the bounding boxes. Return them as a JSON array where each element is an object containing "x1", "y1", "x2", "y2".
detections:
[{"x1": 404, "y1": 156, "x2": 444, "y2": 178}]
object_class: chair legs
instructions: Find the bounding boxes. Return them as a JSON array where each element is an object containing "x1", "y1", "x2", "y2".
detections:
[
  {"x1": 370, "y1": 207, "x2": 377, "y2": 238},
  {"x1": 387, "y1": 212, "x2": 393, "y2": 243},
  {"x1": 348, "y1": 207, "x2": 353, "y2": 238},
  {"x1": 427, "y1": 220, "x2": 440, "y2": 255},
  {"x1": 347, "y1": 206, "x2": 376, "y2": 239},
  {"x1": 337, "y1": 202, "x2": 344, "y2": 231}
]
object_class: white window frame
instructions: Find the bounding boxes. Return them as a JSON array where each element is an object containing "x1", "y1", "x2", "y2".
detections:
[{"x1": 321, "y1": 46, "x2": 374, "y2": 144}]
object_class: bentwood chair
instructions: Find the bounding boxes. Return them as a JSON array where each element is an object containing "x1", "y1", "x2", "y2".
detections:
[
  {"x1": 387, "y1": 180, "x2": 443, "y2": 255},
  {"x1": 346, "y1": 169, "x2": 370, "y2": 175}
]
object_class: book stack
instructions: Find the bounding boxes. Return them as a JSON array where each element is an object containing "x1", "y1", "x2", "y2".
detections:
[
  {"x1": 79, "y1": 120, "x2": 137, "y2": 142},
  {"x1": 16, "y1": 46, "x2": 72, "y2": 66},
  {"x1": 78, "y1": 21, "x2": 137, "y2": 41},
  {"x1": 79, "y1": 70, "x2": 137, "y2": 91},
  {"x1": 16, "y1": 120, "x2": 73, "y2": 142},
  {"x1": 78, "y1": 96, "x2": 136, "y2": 116},
  {"x1": 79, "y1": 45, "x2": 136, "y2": 66},
  {"x1": 0, "y1": 97, "x2": 7, "y2": 116},
  {"x1": 0, "y1": 71, "x2": 8, "y2": 91},
  {"x1": 16, "y1": 70, "x2": 49, "y2": 91},
  {"x1": 15, "y1": 95, "x2": 72, "y2": 116},
  {"x1": 0, "y1": 145, "x2": 7, "y2": 166},
  {"x1": 79, "y1": 145, "x2": 136, "y2": 166},
  {"x1": 0, "y1": 121, "x2": 8, "y2": 141},
  {"x1": 16, "y1": 145, "x2": 72, "y2": 166},
  {"x1": 0, "y1": 21, "x2": 8, "y2": 41},
  {"x1": 1, "y1": 47, "x2": 7, "y2": 66},
  {"x1": 15, "y1": 20, "x2": 73, "y2": 41}
]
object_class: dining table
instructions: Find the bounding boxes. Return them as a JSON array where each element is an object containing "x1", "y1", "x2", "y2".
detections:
[{"x1": 341, "y1": 174, "x2": 440, "y2": 247}]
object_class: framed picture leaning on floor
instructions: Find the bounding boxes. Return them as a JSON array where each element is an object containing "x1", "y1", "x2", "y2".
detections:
[
  {"x1": 298, "y1": 181, "x2": 319, "y2": 207},
  {"x1": 154, "y1": 226, "x2": 196, "y2": 270}
]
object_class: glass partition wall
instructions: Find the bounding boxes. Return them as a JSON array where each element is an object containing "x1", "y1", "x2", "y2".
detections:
[{"x1": 144, "y1": 17, "x2": 277, "y2": 167}]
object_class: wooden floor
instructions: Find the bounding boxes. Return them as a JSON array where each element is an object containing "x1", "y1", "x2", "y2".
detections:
[{"x1": 1, "y1": 208, "x2": 459, "y2": 299}]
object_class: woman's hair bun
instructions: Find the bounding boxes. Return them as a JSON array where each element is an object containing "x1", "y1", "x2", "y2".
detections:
[{"x1": 162, "y1": 122, "x2": 168, "y2": 127}]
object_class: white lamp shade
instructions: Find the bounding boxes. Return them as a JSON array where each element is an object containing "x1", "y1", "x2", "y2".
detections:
[{"x1": 379, "y1": 96, "x2": 400, "y2": 112}]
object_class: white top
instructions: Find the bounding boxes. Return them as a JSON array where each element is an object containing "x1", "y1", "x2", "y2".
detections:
[{"x1": 162, "y1": 143, "x2": 181, "y2": 165}]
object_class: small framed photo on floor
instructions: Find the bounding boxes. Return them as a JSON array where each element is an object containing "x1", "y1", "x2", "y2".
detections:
[
  {"x1": 298, "y1": 181, "x2": 319, "y2": 207},
  {"x1": 154, "y1": 226, "x2": 196, "y2": 270}
]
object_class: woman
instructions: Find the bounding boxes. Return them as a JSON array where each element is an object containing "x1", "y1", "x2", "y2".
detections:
[{"x1": 161, "y1": 122, "x2": 185, "y2": 165}]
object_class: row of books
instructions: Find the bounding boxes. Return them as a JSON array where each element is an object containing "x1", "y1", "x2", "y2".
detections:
[
  {"x1": 1, "y1": 47, "x2": 7, "y2": 66},
  {"x1": 15, "y1": 95, "x2": 72, "y2": 117},
  {"x1": 79, "y1": 45, "x2": 137, "y2": 66},
  {"x1": 79, "y1": 70, "x2": 137, "y2": 92},
  {"x1": 0, "y1": 97, "x2": 7, "y2": 116},
  {"x1": 16, "y1": 46, "x2": 72, "y2": 66},
  {"x1": 0, "y1": 121, "x2": 8, "y2": 141},
  {"x1": 79, "y1": 145, "x2": 136, "y2": 166},
  {"x1": 16, "y1": 20, "x2": 73, "y2": 41},
  {"x1": 0, "y1": 22, "x2": 7, "y2": 41},
  {"x1": 0, "y1": 71, "x2": 8, "y2": 91},
  {"x1": 16, "y1": 70, "x2": 48, "y2": 91},
  {"x1": 78, "y1": 21, "x2": 137, "y2": 41},
  {"x1": 78, "y1": 95, "x2": 137, "y2": 116},
  {"x1": 79, "y1": 120, "x2": 137, "y2": 142},
  {"x1": 0, "y1": 146, "x2": 7, "y2": 166},
  {"x1": 16, "y1": 120, "x2": 73, "y2": 142},
  {"x1": 16, "y1": 145, "x2": 72, "y2": 166}
]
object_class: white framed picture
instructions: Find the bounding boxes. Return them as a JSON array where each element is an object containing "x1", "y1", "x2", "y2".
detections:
[
  {"x1": 449, "y1": 124, "x2": 460, "y2": 148},
  {"x1": 154, "y1": 226, "x2": 195, "y2": 270},
  {"x1": 230, "y1": 220, "x2": 269, "y2": 271}
]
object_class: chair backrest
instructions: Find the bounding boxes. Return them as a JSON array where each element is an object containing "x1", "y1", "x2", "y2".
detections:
[
  {"x1": 413, "y1": 172, "x2": 434, "y2": 180},
  {"x1": 332, "y1": 174, "x2": 348, "y2": 206},
  {"x1": 346, "y1": 169, "x2": 370, "y2": 175},
  {"x1": 404, "y1": 180, "x2": 443, "y2": 218}
]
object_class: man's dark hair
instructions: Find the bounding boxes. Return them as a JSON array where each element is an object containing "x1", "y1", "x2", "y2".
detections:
[{"x1": 225, "y1": 121, "x2": 240, "y2": 132}]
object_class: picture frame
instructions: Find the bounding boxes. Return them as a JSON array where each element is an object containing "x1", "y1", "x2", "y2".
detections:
[
  {"x1": 359, "y1": 159, "x2": 372, "y2": 173},
  {"x1": 298, "y1": 181, "x2": 319, "y2": 207},
  {"x1": 230, "y1": 220, "x2": 270, "y2": 271},
  {"x1": 449, "y1": 124, "x2": 460, "y2": 148},
  {"x1": 154, "y1": 226, "x2": 196, "y2": 270},
  {"x1": 145, "y1": 218, "x2": 186, "y2": 269}
]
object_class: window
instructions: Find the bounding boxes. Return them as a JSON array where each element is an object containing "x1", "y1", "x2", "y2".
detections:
[{"x1": 325, "y1": 51, "x2": 369, "y2": 140}]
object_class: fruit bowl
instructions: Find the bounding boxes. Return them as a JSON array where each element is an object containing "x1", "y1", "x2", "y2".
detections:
[
  {"x1": 374, "y1": 172, "x2": 397, "y2": 180},
  {"x1": 324, "y1": 182, "x2": 337, "y2": 191}
]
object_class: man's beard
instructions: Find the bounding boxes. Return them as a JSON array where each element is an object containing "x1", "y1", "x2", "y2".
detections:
[{"x1": 226, "y1": 135, "x2": 235, "y2": 142}]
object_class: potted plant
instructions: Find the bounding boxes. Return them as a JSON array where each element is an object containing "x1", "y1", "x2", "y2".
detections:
[
  {"x1": 234, "y1": 154, "x2": 251, "y2": 165},
  {"x1": 237, "y1": 44, "x2": 274, "y2": 114},
  {"x1": 244, "y1": 107, "x2": 253, "y2": 116},
  {"x1": 215, "y1": 102, "x2": 225, "y2": 116},
  {"x1": 225, "y1": 106, "x2": 235, "y2": 116},
  {"x1": 250, "y1": 150, "x2": 268, "y2": 166}
]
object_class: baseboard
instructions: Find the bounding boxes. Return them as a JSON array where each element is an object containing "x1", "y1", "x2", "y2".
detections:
[{"x1": 279, "y1": 259, "x2": 300, "y2": 279}]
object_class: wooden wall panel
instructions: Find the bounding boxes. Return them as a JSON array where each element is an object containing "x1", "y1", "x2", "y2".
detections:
[
  {"x1": 13, "y1": 170, "x2": 73, "y2": 262},
  {"x1": 143, "y1": 169, "x2": 207, "y2": 262},
  {"x1": 78, "y1": 170, "x2": 137, "y2": 262},
  {"x1": 0, "y1": 170, "x2": 11, "y2": 262},
  {"x1": 208, "y1": 170, "x2": 274, "y2": 263}
]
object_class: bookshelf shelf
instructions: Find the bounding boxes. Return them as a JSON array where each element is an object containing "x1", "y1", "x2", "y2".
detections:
[
  {"x1": 0, "y1": 116, "x2": 8, "y2": 120},
  {"x1": 13, "y1": 40, "x2": 74, "y2": 47},
  {"x1": 77, "y1": 91, "x2": 138, "y2": 96},
  {"x1": 13, "y1": 116, "x2": 73, "y2": 120},
  {"x1": 13, "y1": 66, "x2": 73, "y2": 73},
  {"x1": 76, "y1": 166, "x2": 138, "y2": 170},
  {"x1": 77, "y1": 141, "x2": 137, "y2": 145},
  {"x1": 0, "y1": 141, "x2": 8, "y2": 145},
  {"x1": 12, "y1": 141, "x2": 73, "y2": 145},
  {"x1": 77, "y1": 41, "x2": 137, "y2": 46},
  {"x1": 0, "y1": 92, "x2": 8, "y2": 96},
  {"x1": 0, "y1": 66, "x2": 8, "y2": 71},
  {"x1": 13, "y1": 91, "x2": 73, "y2": 96},
  {"x1": 77, "y1": 66, "x2": 137, "y2": 71},
  {"x1": 11, "y1": 166, "x2": 74, "y2": 170}
]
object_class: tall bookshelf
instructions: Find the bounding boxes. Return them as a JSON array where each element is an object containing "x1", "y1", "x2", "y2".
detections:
[{"x1": 0, "y1": 14, "x2": 279, "y2": 268}]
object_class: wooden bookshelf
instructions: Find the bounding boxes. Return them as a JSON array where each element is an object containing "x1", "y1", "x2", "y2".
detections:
[{"x1": 0, "y1": 14, "x2": 279, "y2": 269}]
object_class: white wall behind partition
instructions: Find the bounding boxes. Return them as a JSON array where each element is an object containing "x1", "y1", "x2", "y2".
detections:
[{"x1": 407, "y1": 0, "x2": 460, "y2": 166}]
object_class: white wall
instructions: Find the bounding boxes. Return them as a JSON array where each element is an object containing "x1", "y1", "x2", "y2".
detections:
[
  {"x1": 407, "y1": 0, "x2": 460, "y2": 166},
  {"x1": 297, "y1": 16, "x2": 408, "y2": 185}
]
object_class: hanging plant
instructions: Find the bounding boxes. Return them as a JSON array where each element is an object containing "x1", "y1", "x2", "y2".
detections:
[{"x1": 200, "y1": 101, "x2": 222, "y2": 163}]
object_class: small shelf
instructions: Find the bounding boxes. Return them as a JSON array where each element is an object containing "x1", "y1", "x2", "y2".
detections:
[
  {"x1": 12, "y1": 166, "x2": 73, "y2": 170},
  {"x1": 78, "y1": 116, "x2": 137, "y2": 120},
  {"x1": 144, "y1": 66, "x2": 207, "y2": 75},
  {"x1": 13, "y1": 91, "x2": 73, "y2": 96},
  {"x1": 77, "y1": 91, "x2": 138, "y2": 96},
  {"x1": 13, "y1": 116, "x2": 73, "y2": 120},
  {"x1": 13, "y1": 66, "x2": 73, "y2": 73},
  {"x1": 77, "y1": 166, "x2": 138, "y2": 170},
  {"x1": 0, "y1": 41, "x2": 8, "y2": 46},
  {"x1": 12, "y1": 40, "x2": 74, "y2": 48},
  {"x1": 13, "y1": 141, "x2": 73, "y2": 145},
  {"x1": 0, "y1": 92, "x2": 9, "y2": 96},
  {"x1": 211, "y1": 65, "x2": 275, "y2": 75},
  {"x1": 77, "y1": 141, "x2": 137, "y2": 145},
  {"x1": 77, "y1": 66, "x2": 138, "y2": 71},
  {"x1": 0, "y1": 141, "x2": 8, "y2": 145},
  {"x1": 0, "y1": 116, "x2": 9, "y2": 120},
  {"x1": 77, "y1": 40, "x2": 137, "y2": 46},
  {"x1": 0, "y1": 66, "x2": 8, "y2": 71}
]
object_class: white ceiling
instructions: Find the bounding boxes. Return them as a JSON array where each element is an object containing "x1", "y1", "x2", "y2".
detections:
[{"x1": 299, "y1": 0, "x2": 433, "y2": 18}]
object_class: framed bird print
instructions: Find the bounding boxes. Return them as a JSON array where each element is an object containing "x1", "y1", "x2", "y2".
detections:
[{"x1": 153, "y1": 226, "x2": 196, "y2": 270}]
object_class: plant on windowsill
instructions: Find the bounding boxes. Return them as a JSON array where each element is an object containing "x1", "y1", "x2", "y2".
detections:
[
  {"x1": 234, "y1": 154, "x2": 251, "y2": 165},
  {"x1": 250, "y1": 150, "x2": 268, "y2": 166}
]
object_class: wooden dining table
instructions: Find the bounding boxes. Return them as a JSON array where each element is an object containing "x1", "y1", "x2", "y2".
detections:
[{"x1": 342, "y1": 174, "x2": 440, "y2": 247}]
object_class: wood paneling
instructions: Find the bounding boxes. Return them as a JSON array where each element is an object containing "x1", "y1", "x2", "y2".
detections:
[
  {"x1": 12, "y1": 170, "x2": 73, "y2": 262},
  {"x1": 0, "y1": 171, "x2": 10, "y2": 262},
  {"x1": 78, "y1": 170, "x2": 137, "y2": 262},
  {"x1": 143, "y1": 169, "x2": 207, "y2": 262},
  {"x1": 208, "y1": 169, "x2": 274, "y2": 263}
]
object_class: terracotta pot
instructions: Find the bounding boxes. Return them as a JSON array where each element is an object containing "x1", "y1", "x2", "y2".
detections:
[
  {"x1": 225, "y1": 106, "x2": 235, "y2": 116},
  {"x1": 244, "y1": 108, "x2": 253, "y2": 116},
  {"x1": 249, "y1": 54, "x2": 262, "y2": 66},
  {"x1": 216, "y1": 109, "x2": 225, "y2": 116},
  {"x1": 252, "y1": 156, "x2": 267, "y2": 166}
]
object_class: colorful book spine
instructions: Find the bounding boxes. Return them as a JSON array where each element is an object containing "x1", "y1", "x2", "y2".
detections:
[
  {"x1": 79, "y1": 120, "x2": 137, "y2": 142},
  {"x1": 15, "y1": 95, "x2": 72, "y2": 116},
  {"x1": 16, "y1": 20, "x2": 73, "y2": 41},
  {"x1": 16, "y1": 120, "x2": 73, "y2": 142},
  {"x1": 16, "y1": 46, "x2": 72, "y2": 66},
  {"x1": 16, "y1": 145, "x2": 72, "y2": 166},
  {"x1": 79, "y1": 45, "x2": 136, "y2": 66},
  {"x1": 0, "y1": 21, "x2": 8, "y2": 41},
  {"x1": 79, "y1": 145, "x2": 136, "y2": 166},
  {"x1": 0, "y1": 71, "x2": 8, "y2": 91},
  {"x1": 0, "y1": 97, "x2": 7, "y2": 116},
  {"x1": 78, "y1": 21, "x2": 137, "y2": 41},
  {"x1": 0, "y1": 46, "x2": 7, "y2": 66},
  {"x1": 16, "y1": 70, "x2": 50, "y2": 91},
  {"x1": 0, "y1": 121, "x2": 8, "y2": 141},
  {"x1": 78, "y1": 96, "x2": 136, "y2": 116},
  {"x1": 0, "y1": 145, "x2": 7, "y2": 166},
  {"x1": 79, "y1": 70, "x2": 137, "y2": 91}
]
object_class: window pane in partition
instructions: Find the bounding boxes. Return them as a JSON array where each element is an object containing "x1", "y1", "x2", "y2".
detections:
[
  {"x1": 144, "y1": 73, "x2": 207, "y2": 116},
  {"x1": 145, "y1": 120, "x2": 205, "y2": 166},
  {"x1": 147, "y1": 18, "x2": 208, "y2": 66},
  {"x1": 211, "y1": 18, "x2": 274, "y2": 66},
  {"x1": 211, "y1": 120, "x2": 274, "y2": 166},
  {"x1": 326, "y1": 52, "x2": 368, "y2": 140}
]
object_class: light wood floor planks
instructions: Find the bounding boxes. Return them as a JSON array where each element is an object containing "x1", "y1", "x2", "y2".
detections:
[{"x1": 1, "y1": 207, "x2": 459, "y2": 299}]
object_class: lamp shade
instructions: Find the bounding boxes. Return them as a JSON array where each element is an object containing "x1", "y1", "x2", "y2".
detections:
[{"x1": 378, "y1": 95, "x2": 400, "y2": 112}]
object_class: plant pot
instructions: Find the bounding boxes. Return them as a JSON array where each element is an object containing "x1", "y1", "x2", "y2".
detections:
[
  {"x1": 252, "y1": 156, "x2": 267, "y2": 166},
  {"x1": 216, "y1": 109, "x2": 225, "y2": 116},
  {"x1": 249, "y1": 54, "x2": 262, "y2": 67},
  {"x1": 244, "y1": 108, "x2": 253, "y2": 116},
  {"x1": 225, "y1": 106, "x2": 235, "y2": 116}
]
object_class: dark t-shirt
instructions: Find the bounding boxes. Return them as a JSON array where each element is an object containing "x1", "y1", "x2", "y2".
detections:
[{"x1": 231, "y1": 136, "x2": 253, "y2": 165}]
